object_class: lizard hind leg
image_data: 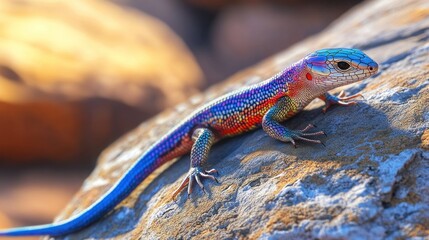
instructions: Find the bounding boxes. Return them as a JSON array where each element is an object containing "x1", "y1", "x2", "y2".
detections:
[{"x1": 171, "y1": 128, "x2": 219, "y2": 200}]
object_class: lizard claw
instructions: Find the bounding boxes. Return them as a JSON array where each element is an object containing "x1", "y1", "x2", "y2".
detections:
[
  {"x1": 321, "y1": 91, "x2": 363, "y2": 113},
  {"x1": 292, "y1": 135, "x2": 324, "y2": 146},
  {"x1": 298, "y1": 124, "x2": 326, "y2": 137},
  {"x1": 172, "y1": 167, "x2": 219, "y2": 200},
  {"x1": 299, "y1": 124, "x2": 316, "y2": 133},
  {"x1": 283, "y1": 134, "x2": 324, "y2": 149},
  {"x1": 297, "y1": 124, "x2": 326, "y2": 137},
  {"x1": 287, "y1": 124, "x2": 326, "y2": 148}
]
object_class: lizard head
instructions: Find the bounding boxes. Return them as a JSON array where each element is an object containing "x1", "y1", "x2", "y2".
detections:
[{"x1": 302, "y1": 48, "x2": 378, "y2": 90}]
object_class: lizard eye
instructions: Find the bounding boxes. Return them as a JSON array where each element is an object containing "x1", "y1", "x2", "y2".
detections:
[{"x1": 337, "y1": 61, "x2": 350, "y2": 70}]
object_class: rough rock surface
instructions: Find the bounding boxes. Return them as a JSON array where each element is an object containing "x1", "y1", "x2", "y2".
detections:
[
  {"x1": 53, "y1": 0, "x2": 428, "y2": 239},
  {"x1": 0, "y1": 0, "x2": 202, "y2": 165}
]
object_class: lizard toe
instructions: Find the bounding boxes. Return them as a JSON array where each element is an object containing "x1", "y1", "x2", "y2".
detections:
[{"x1": 172, "y1": 167, "x2": 219, "y2": 200}]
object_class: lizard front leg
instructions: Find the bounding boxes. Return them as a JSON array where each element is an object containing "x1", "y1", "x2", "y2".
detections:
[
  {"x1": 262, "y1": 97, "x2": 325, "y2": 147},
  {"x1": 319, "y1": 91, "x2": 363, "y2": 113},
  {"x1": 172, "y1": 128, "x2": 219, "y2": 200}
]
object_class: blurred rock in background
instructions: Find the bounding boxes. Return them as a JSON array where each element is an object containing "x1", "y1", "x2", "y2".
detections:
[
  {"x1": 0, "y1": 168, "x2": 88, "y2": 240},
  {"x1": 0, "y1": 0, "x2": 203, "y2": 166},
  {"x1": 113, "y1": 0, "x2": 362, "y2": 85}
]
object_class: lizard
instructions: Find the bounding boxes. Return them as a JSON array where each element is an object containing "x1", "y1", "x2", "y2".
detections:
[{"x1": 0, "y1": 48, "x2": 378, "y2": 237}]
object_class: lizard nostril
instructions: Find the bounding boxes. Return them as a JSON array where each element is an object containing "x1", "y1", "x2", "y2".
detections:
[{"x1": 369, "y1": 67, "x2": 374, "y2": 71}]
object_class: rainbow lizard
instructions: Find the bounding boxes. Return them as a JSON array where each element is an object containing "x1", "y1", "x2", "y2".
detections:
[{"x1": 0, "y1": 48, "x2": 378, "y2": 237}]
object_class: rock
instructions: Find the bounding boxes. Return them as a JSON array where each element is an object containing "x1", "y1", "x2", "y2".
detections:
[
  {"x1": 421, "y1": 129, "x2": 429, "y2": 149},
  {"x1": 0, "y1": 212, "x2": 14, "y2": 234},
  {"x1": 0, "y1": 0, "x2": 203, "y2": 165},
  {"x1": 185, "y1": 0, "x2": 362, "y2": 11},
  {"x1": 115, "y1": 0, "x2": 362, "y2": 87},
  {"x1": 0, "y1": 169, "x2": 86, "y2": 232},
  {"x1": 51, "y1": 0, "x2": 428, "y2": 239},
  {"x1": 111, "y1": 0, "x2": 201, "y2": 47},
  {"x1": 209, "y1": 2, "x2": 362, "y2": 84}
]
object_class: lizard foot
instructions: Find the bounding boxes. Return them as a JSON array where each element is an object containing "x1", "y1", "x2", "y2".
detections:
[
  {"x1": 288, "y1": 124, "x2": 326, "y2": 148},
  {"x1": 172, "y1": 167, "x2": 219, "y2": 200},
  {"x1": 322, "y1": 90, "x2": 363, "y2": 113}
]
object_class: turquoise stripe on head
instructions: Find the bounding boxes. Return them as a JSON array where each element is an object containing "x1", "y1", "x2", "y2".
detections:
[{"x1": 303, "y1": 48, "x2": 378, "y2": 88}]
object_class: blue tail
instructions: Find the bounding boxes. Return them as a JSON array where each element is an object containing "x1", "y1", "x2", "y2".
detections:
[{"x1": 0, "y1": 125, "x2": 190, "y2": 237}]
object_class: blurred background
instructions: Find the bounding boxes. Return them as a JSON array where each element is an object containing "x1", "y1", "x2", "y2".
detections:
[{"x1": 0, "y1": 0, "x2": 362, "y2": 236}]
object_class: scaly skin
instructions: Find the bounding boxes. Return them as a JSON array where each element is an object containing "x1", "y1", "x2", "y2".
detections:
[{"x1": 0, "y1": 48, "x2": 378, "y2": 237}]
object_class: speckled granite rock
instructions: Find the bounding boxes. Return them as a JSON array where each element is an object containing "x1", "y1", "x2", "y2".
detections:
[{"x1": 53, "y1": 0, "x2": 429, "y2": 239}]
